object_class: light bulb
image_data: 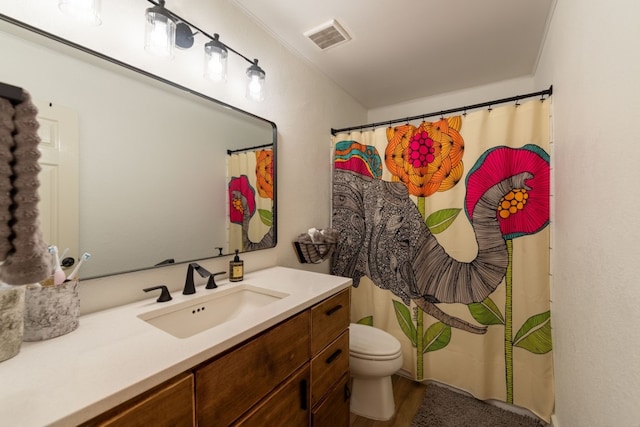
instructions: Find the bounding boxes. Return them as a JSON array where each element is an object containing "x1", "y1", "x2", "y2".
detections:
[
  {"x1": 246, "y1": 59, "x2": 265, "y2": 101},
  {"x1": 248, "y1": 76, "x2": 263, "y2": 101},
  {"x1": 207, "y1": 53, "x2": 224, "y2": 81},
  {"x1": 204, "y1": 34, "x2": 228, "y2": 82},
  {"x1": 58, "y1": 0, "x2": 101, "y2": 26},
  {"x1": 145, "y1": 2, "x2": 176, "y2": 58}
]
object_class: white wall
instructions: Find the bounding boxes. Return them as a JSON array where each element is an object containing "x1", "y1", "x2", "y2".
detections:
[
  {"x1": 367, "y1": 0, "x2": 640, "y2": 425},
  {"x1": 0, "y1": 0, "x2": 366, "y2": 313},
  {"x1": 533, "y1": 0, "x2": 640, "y2": 426},
  {"x1": 367, "y1": 76, "x2": 539, "y2": 124}
]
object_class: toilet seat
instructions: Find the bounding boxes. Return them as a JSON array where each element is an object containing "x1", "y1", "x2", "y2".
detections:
[{"x1": 349, "y1": 323, "x2": 402, "y2": 360}]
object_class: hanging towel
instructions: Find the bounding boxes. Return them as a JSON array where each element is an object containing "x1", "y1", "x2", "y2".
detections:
[{"x1": 0, "y1": 91, "x2": 51, "y2": 285}]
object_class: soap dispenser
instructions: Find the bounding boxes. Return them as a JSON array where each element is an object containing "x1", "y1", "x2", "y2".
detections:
[{"x1": 229, "y1": 250, "x2": 244, "y2": 282}]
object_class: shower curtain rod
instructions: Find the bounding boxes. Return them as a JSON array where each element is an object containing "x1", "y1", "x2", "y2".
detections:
[
  {"x1": 227, "y1": 142, "x2": 273, "y2": 155},
  {"x1": 330, "y1": 85, "x2": 553, "y2": 135}
]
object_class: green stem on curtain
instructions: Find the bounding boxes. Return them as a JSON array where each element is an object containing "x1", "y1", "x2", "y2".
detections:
[
  {"x1": 504, "y1": 238, "x2": 514, "y2": 403},
  {"x1": 416, "y1": 196, "x2": 426, "y2": 380}
]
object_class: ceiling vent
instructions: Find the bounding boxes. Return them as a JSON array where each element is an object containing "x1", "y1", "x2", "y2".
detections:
[{"x1": 304, "y1": 19, "x2": 351, "y2": 50}]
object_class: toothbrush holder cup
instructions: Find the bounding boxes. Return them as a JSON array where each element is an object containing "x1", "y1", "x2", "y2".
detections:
[{"x1": 23, "y1": 279, "x2": 80, "y2": 341}]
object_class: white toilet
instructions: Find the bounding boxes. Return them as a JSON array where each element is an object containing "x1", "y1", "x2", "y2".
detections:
[{"x1": 349, "y1": 323, "x2": 403, "y2": 420}]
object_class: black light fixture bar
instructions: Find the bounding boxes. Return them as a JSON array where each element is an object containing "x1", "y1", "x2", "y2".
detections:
[
  {"x1": 146, "y1": 0, "x2": 254, "y2": 66},
  {"x1": 331, "y1": 85, "x2": 553, "y2": 135}
]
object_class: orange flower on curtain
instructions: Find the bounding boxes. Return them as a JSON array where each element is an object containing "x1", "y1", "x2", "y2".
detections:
[
  {"x1": 385, "y1": 117, "x2": 464, "y2": 196},
  {"x1": 255, "y1": 149, "x2": 274, "y2": 200},
  {"x1": 384, "y1": 116, "x2": 465, "y2": 380}
]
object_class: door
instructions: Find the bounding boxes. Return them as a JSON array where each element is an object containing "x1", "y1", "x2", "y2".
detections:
[{"x1": 35, "y1": 100, "x2": 79, "y2": 267}]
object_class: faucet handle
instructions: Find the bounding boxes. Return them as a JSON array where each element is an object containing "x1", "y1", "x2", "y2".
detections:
[
  {"x1": 143, "y1": 285, "x2": 173, "y2": 302},
  {"x1": 206, "y1": 271, "x2": 227, "y2": 289},
  {"x1": 193, "y1": 263, "x2": 212, "y2": 278}
]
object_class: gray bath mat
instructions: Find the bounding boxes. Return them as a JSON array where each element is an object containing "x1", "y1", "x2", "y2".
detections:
[{"x1": 411, "y1": 383, "x2": 545, "y2": 427}]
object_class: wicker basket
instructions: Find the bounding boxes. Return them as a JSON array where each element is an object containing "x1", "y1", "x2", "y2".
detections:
[{"x1": 293, "y1": 241, "x2": 336, "y2": 264}]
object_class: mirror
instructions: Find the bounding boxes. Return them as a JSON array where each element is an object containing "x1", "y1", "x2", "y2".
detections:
[{"x1": 0, "y1": 15, "x2": 277, "y2": 279}]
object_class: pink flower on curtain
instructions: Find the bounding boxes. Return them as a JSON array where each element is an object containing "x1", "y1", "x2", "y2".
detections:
[
  {"x1": 465, "y1": 144, "x2": 550, "y2": 240},
  {"x1": 229, "y1": 175, "x2": 256, "y2": 224},
  {"x1": 385, "y1": 117, "x2": 464, "y2": 197},
  {"x1": 464, "y1": 144, "x2": 551, "y2": 404}
]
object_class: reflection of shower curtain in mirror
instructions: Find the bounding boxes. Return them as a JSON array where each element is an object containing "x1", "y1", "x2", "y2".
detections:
[
  {"x1": 331, "y1": 99, "x2": 553, "y2": 422},
  {"x1": 227, "y1": 149, "x2": 273, "y2": 251}
]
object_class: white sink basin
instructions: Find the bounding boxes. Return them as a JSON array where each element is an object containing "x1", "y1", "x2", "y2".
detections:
[{"x1": 138, "y1": 284, "x2": 289, "y2": 339}]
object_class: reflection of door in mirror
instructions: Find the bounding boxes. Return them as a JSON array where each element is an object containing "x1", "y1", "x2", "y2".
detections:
[
  {"x1": 227, "y1": 146, "x2": 274, "y2": 252},
  {"x1": 35, "y1": 100, "x2": 79, "y2": 269}
]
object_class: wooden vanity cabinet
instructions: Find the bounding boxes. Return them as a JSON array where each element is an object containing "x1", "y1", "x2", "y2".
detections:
[
  {"x1": 310, "y1": 289, "x2": 350, "y2": 354},
  {"x1": 195, "y1": 310, "x2": 310, "y2": 426},
  {"x1": 234, "y1": 365, "x2": 310, "y2": 426},
  {"x1": 311, "y1": 372, "x2": 350, "y2": 427},
  {"x1": 309, "y1": 289, "x2": 351, "y2": 426},
  {"x1": 81, "y1": 288, "x2": 350, "y2": 427},
  {"x1": 79, "y1": 373, "x2": 195, "y2": 427}
]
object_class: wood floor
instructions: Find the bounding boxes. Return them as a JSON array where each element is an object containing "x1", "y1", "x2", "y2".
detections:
[{"x1": 350, "y1": 375, "x2": 427, "y2": 427}]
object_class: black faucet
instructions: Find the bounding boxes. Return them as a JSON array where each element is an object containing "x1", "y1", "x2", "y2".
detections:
[
  {"x1": 143, "y1": 285, "x2": 173, "y2": 302},
  {"x1": 206, "y1": 271, "x2": 227, "y2": 289},
  {"x1": 183, "y1": 262, "x2": 212, "y2": 295}
]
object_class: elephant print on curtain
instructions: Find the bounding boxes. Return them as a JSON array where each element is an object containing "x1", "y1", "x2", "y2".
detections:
[
  {"x1": 332, "y1": 165, "x2": 538, "y2": 331},
  {"x1": 331, "y1": 99, "x2": 553, "y2": 421}
]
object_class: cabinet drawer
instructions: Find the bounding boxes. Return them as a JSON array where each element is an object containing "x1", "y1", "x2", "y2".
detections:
[
  {"x1": 196, "y1": 311, "x2": 310, "y2": 426},
  {"x1": 310, "y1": 289, "x2": 350, "y2": 354},
  {"x1": 234, "y1": 365, "x2": 310, "y2": 427},
  {"x1": 311, "y1": 372, "x2": 350, "y2": 427},
  {"x1": 81, "y1": 373, "x2": 195, "y2": 427},
  {"x1": 310, "y1": 330, "x2": 349, "y2": 406}
]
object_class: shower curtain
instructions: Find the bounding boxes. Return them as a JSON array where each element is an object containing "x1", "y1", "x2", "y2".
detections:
[
  {"x1": 227, "y1": 148, "x2": 273, "y2": 251},
  {"x1": 331, "y1": 99, "x2": 553, "y2": 421}
]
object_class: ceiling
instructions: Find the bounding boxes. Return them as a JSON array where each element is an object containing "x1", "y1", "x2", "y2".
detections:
[{"x1": 231, "y1": 0, "x2": 555, "y2": 109}]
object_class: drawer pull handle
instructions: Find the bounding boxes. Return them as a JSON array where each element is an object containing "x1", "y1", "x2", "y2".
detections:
[
  {"x1": 325, "y1": 304, "x2": 343, "y2": 316},
  {"x1": 300, "y1": 379, "x2": 308, "y2": 410},
  {"x1": 325, "y1": 349, "x2": 342, "y2": 364}
]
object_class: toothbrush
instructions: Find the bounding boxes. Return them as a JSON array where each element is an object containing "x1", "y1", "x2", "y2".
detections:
[
  {"x1": 59, "y1": 247, "x2": 69, "y2": 263},
  {"x1": 66, "y1": 252, "x2": 91, "y2": 282},
  {"x1": 48, "y1": 246, "x2": 66, "y2": 286}
]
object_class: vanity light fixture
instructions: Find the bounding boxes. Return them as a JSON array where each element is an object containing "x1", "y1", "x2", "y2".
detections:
[
  {"x1": 144, "y1": 0, "x2": 176, "y2": 57},
  {"x1": 204, "y1": 34, "x2": 228, "y2": 82},
  {"x1": 58, "y1": 0, "x2": 101, "y2": 26},
  {"x1": 144, "y1": 0, "x2": 266, "y2": 101},
  {"x1": 246, "y1": 59, "x2": 266, "y2": 102}
]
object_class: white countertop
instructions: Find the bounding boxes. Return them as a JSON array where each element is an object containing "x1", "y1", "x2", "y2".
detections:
[{"x1": 0, "y1": 266, "x2": 351, "y2": 427}]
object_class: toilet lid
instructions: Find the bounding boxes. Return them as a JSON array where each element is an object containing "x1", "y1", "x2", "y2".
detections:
[{"x1": 349, "y1": 323, "x2": 402, "y2": 357}]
